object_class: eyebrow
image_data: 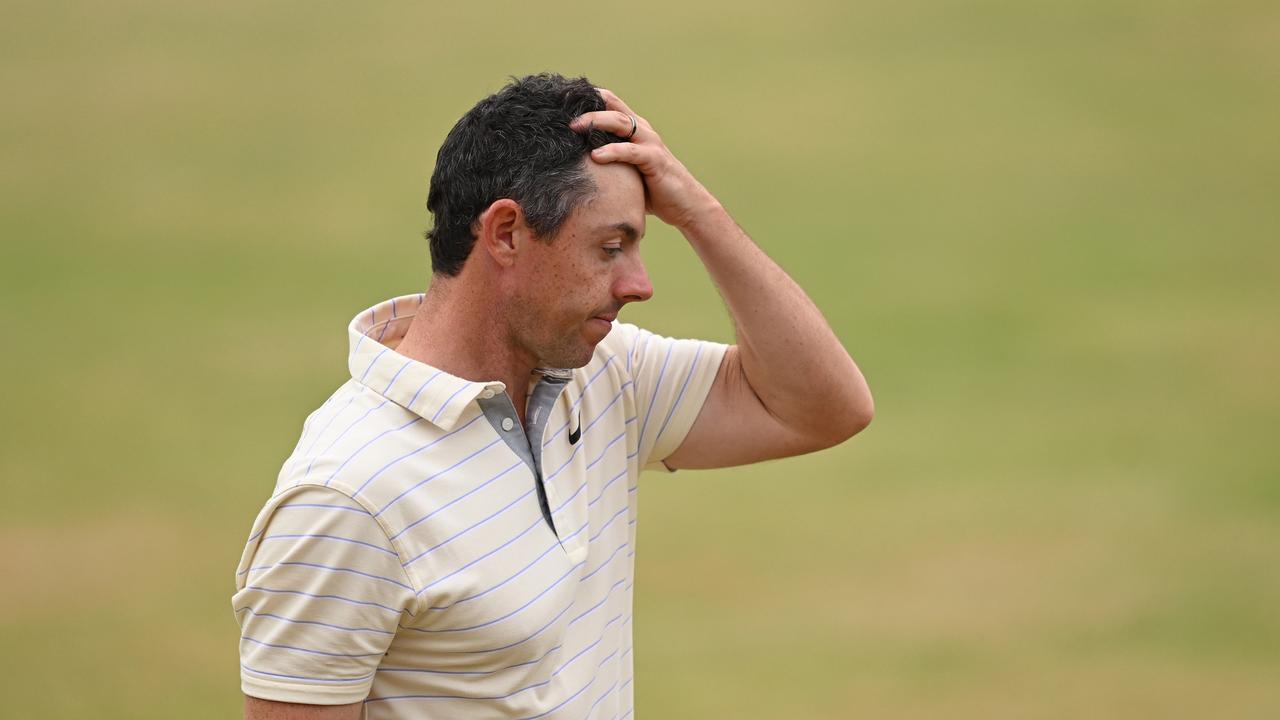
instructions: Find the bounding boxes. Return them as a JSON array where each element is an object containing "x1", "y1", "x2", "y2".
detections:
[{"x1": 597, "y1": 222, "x2": 641, "y2": 242}]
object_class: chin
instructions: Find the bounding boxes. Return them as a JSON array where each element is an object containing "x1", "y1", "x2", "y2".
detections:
[
  {"x1": 540, "y1": 352, "x2": 594, "y2": 370},
  {"x1": 565, "y1": 342, "x2": 599, "y2": 369},
  {"x1": 536, "y1": 316, "x2": 614, "y2": 369},
  {"x1": 538, "y1": 337, "x2": 598, "y2": 370}
]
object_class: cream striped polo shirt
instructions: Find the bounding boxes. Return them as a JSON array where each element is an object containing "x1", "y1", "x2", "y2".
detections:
[{"x1": 232, "y1": 294, "x2": 727, "y2": 719}]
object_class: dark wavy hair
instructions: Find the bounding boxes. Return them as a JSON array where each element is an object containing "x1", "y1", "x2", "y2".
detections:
[{"x1": 425, "y1": 74, "x2": 628, "y2": 277}]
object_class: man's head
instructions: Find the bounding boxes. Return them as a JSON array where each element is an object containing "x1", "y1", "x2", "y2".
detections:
[
  {"x1": 426, "y1": 73, "x2": 628, "y2": 277},
  {"x1": 425, "y1": 74, "x2": 653, "y2": 369}
]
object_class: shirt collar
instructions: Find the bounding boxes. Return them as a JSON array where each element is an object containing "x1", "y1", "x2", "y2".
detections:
[
  {"x1": 346, "y1": 295, "x2": 575, "y2": 430},
  {"x1": 347, "y1": 294, "x2": 506, "y2": 431}
]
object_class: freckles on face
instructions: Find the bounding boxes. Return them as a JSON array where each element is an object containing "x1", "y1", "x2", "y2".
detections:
[
  {"x1": 504, "y1": 228, "x2": 602, "y2": 368},
  {"x1": 546, "y1": 163, "x2": 645, "y2": 299},
  {"x1": 512, "y1": 161, "x2": 647, "y2": 367}
]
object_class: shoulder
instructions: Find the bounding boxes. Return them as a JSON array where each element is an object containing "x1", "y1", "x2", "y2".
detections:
[
  {"x1": 592, "y1": 320, "x2": 668, "y2": 381},
  {"x1": 595, "y1": 321, "x2": 729, "y2": 385},
  {"x1": 276, "y1": 380, "x2": 442, "y2": 496},
  {"x1": 579, "y1": 321, "x2": 644, "y2": 383},
  {"x1": 594, "y1": 320, "x2": 638, "y2": 359},
  {"x1": 234, "y1": 482, "x2": 411, "y2": 590}
]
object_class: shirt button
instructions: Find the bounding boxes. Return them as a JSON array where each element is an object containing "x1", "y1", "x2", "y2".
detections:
[
  {"x1": 480, "y1": 389, "x2": 496, "y2": 400},
  {"x1": 501, "y1": 417, "x2": 515, "y2": 432}
]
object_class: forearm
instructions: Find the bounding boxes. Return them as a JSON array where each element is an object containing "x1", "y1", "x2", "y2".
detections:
[
  {"x1": 572, "y1": 91, "x2": 871, "y2": 440},
  {"x1": 678, "y1": 194, "x2": 874, "y2": 440}
]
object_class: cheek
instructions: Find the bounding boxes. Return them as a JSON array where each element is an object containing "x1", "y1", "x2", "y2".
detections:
[
  {"x1": 534, "y1": 254, "x2": 607, "y2": 321},
  {"x1": 564, "y1": 260, "x2": 605, "y2": 297}
]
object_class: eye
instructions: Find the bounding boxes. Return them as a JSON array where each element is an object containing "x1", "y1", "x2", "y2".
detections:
[{"x1": 602, "y1": 245, "x2": 623, "y2": 258}]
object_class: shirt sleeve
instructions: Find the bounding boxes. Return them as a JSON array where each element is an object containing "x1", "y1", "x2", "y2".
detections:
[
  {"x1": 231, "y1": 484, "x2": 417, "y2": 704},
  {"x1": 610, "y1": 322, "x2": 729, "y2": 472}
]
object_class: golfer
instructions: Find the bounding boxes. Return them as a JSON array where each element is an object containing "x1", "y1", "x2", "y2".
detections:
[{"x1": 233, "y1": 73, "x2": 873, "y2": 719}]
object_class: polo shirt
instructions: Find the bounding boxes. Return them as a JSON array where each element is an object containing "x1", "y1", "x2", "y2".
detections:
[{"x1": 232, "y1": 294, "x2": 727, "y2": 719}]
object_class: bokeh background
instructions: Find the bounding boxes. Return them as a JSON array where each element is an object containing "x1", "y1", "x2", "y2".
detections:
[{"x1": 2, "y1": 0, "x2": 1278, "y2": 717}]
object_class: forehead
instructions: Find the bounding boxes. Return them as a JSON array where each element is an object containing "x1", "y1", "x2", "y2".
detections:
[{"x1": 571, "y1": 160, "x2": 646, "y2": 235}]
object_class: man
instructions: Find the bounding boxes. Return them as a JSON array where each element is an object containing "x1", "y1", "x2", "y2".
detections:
[{"x1": 233, "y1": 73, "x2": 872, "y2": 720}]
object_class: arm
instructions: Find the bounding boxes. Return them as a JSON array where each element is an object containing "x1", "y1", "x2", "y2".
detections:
[
  {"x1": 233, "y1": 487, "x2": 415, "y2": 716},
  {"x1": 573, "y1": 90, "x2": 874, "y2": 468},
  {"x1": 245, "y1": 697, "x2": 363, "y2": 720}
]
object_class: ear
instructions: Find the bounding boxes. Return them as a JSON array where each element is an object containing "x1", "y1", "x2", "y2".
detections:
[{"x1": 477, "y1": 199, "x2": 532, "y2": 269}]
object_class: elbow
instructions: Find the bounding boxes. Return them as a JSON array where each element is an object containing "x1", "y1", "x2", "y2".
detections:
[
  {"x1": 810, "y1": 388, "x2": 874, "y2": 451},
  {"x1": 829, "y1": 363, "x2": 874, "y2": 445},
  {"x1": 840, "y1": 393, "x2": 875, "y2": 441},
  {"x1": 851, "y1": 395, "x2": 875, "y2": 435}
]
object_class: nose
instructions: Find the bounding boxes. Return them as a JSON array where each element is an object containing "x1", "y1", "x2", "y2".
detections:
[{"x1": 614, "y1": 255, "x2": 653, "y2": 305}]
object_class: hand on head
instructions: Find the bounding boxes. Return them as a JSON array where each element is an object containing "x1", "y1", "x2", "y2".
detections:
[{"x1": 570, "y1": 89, "x2": 716, "y2": 231}]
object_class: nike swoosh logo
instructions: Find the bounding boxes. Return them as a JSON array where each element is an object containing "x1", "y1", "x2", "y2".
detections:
[{"x1": 568, "y1": 413, "x2": 582, "y2": 445}]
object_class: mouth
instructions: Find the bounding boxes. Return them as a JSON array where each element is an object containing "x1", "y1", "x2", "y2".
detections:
[{"x1": 586, "y1": 310, "x2": 618, "y2": 337}]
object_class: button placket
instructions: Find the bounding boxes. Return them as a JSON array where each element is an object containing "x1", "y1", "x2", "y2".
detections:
[
  {"x1": 476, "y1": 375, "x2": 574, "y2": 546},
  {"x1": 539, "y1": 383, "x2": 591, "y2": 565}
]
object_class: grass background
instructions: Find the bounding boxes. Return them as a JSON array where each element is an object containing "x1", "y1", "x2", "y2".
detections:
[{"x1": 2, "y1": 0, "x2": 1278, "y2": 717}]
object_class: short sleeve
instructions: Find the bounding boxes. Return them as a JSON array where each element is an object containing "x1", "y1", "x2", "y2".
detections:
[
  {"x1": 608, "y1": 322, "x2": 729, "y2": 472},
  {"x1": 231, "y1": 485, "x2": 417, "y2": 704}
]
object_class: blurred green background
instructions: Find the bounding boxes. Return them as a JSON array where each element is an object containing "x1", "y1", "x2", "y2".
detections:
[{"x1": 2, "y1": 0, "x2": 1278, "y2": 717}]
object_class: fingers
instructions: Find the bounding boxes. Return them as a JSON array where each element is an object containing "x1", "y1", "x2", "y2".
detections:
[
  {"x1": 567, "y1": 89, "x2": 661, "y2": 170},
  {"x1": 570, "y1": 110, "x2": 644, "y2": 140},
  {"x1": 595, "y1": 88, "x2": 636, "y2": 116},
  {"x1": 589, "y1": 141, "x2": 646, "y2": 166}
]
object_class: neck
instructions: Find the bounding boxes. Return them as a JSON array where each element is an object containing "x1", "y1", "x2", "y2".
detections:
[{"x1": 397, "y1": 275, "x2": 537, "y2": 425}]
